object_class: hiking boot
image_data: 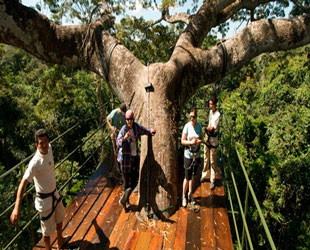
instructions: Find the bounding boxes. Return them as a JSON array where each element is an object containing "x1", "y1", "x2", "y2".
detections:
[
  {"x1": 210, "y1": 182, "x2": 215, "y2": 190},
  {"x1": 200, "y1": 170, "x2": 209, "y2": 183},
  {"x1": 188, "y1": 192, "x2": 196, "y2": 205},
  {"x1": 119, "y1": 188, "x2": 132, "y2": 208},
  {"x1": 182, "y1": 196, "x2": 187, "y2": 207},
  {"x1": 188, "y1": 192, "x2": 193, "y2": 203}
]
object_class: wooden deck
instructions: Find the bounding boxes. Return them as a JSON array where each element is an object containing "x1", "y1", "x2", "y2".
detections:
[{"x1": 33, "y1": 163, "x2": 233, "y2": 250}]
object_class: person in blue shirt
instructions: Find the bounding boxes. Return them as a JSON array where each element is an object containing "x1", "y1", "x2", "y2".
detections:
[{"x1": 181, "y1": 108, "x2": 203, "y2": 207}]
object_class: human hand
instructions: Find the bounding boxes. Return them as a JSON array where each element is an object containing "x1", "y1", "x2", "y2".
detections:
[
  {"x1": 151, "y1": 128, "x2": 156, "y2": 136},
  {"x1": 190, "y1": 138, "x2": 196, "y2": 145},
  {"x1": 124, "y1": 131, "x2": 131, "y2": 140},
  {"x1": 10, "y1": 207, "x2": 20, "y2": 225},
  {"x1": 195, "y1": 139, "x2": 202, "y2": 145}
]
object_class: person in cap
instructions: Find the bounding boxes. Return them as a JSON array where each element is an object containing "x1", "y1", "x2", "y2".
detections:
[
  {"x1": 10, "y1": 129, "x2": 67, "y2": 250},
  {"x1": 106, "y1": 103, "x2": 127, "y2": 180},
  {"x1": 116, "y1": 110, "x2": 156, "y2": 211}
]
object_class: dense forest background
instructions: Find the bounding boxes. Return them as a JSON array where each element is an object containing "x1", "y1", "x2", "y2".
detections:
[{"x1": 1, "y1": 2, "x2": 310, "y2": 249}]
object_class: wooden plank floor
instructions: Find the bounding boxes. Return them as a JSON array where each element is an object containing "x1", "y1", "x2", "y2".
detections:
[{"x1": 33, "y1": 164, "x2": 233, "y2": 250}]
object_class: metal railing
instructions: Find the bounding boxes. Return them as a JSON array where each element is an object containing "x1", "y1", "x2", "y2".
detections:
[{"x1": 223, "y1": 146, "x2": 277, "y2": 250}]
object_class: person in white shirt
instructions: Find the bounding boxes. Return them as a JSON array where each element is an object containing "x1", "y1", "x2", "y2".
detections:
[
  {"x1": 201, "y1": 96, "x2": 221, "y2": 190},
  {"x1": 10, "y1": 129, "x2": 66, "y2": 250},
  {"x1": 181, "y1": 108, "x2": 203, "y2": 207}
]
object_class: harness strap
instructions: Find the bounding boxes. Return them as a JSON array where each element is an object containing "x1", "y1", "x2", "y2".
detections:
[
  {"x1": 217, "y1": 40, "x2": 227, "y2": 76},
  {"x1": 205, "y1": 130, "x2": 218, "y2": 149},
  {"x1": 99, "y1": 41, "x2": 119, "y2": 82},
  {"x1": 36, "y1": 189, "x2": 62, "y2": 221}
]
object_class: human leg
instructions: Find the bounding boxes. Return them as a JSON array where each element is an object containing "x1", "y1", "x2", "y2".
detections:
[
  {"x1": 109, "y1": 132, "x2": 120, "y2": 180},
  {"x1": 130, "y1": 156, "x2": 140, "y2": 190},
  {"x1": 210, "y1": 148, "x2": 217, "y2": 183},
  {"x1": 40, "y1": 207, "x2": 56, "y2": 250},
  {"x1": 210, "y1": 148, "x2": 217, "y2": 190},
  {"x1": 183, "y1": 157, "x2": 192, "y2": 207},
  {"x1": 201, "y1": 145, "x2": 210, "y2": 182},
  {"x1": 55, "y1": 202, "x2": 66, "y2": 249},
  {"x1": 43, "y1": 235, "x2": 51, "y2": 250},
  {"x1": 182, "y1": 178, "x2": 189, "y2": 207},
  {"x1": 120, "y1": 172, "x2": 132, "y2": 209}
]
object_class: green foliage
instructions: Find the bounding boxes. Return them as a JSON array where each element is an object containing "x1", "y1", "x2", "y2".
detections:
[
  {"x1": 218, "y1": 46, "x2": 310, "y2": 249},
  {"x1": 116, "y1": 16, "x2": 183, "y2": 64}
]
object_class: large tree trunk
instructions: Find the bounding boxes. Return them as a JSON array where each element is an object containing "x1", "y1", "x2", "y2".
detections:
[{"x1": 117, "y1": 63, "x2": 181, "y2": 218}]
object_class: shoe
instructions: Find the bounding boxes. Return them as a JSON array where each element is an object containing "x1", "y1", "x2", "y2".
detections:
[
  {"x1": 188, "y1": 192, "x2": 193, "y2": 203},
  {"x1": 210, "y1": 182, "x2": 215, "y2": 190},
  {"x1": 200, "y1": 174, "x2": 207, "y2": 183},
  {"x1": 188, "y1": 192, "x2": 196, "y2": 205},
  {"x1": 119, "y1": 188, "x2": 132, "y2": 208},
  {"x1": 182, "y1": 196, "x2": 187, "y2": 207}
]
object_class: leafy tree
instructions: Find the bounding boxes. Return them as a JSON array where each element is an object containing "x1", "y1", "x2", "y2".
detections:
[{"x1": 1, "y1": 0, "x2": 310, "y2": 222}]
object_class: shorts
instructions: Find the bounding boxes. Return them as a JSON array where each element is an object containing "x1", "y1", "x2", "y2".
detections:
[
  {"x1": 39, "y1": 200, "x2": 65, "y2": 236},
  {"x1": 184, "y1": 157, "x2": 200, "y2": 180}
]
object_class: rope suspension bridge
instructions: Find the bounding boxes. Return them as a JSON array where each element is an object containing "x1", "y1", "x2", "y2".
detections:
[{"x1": 0, "y1": 106, "x2": 276, "y2": 250}]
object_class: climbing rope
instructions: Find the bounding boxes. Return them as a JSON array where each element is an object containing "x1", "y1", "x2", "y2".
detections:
[{"x1": 145, "y1": 62, "x2": 152, "y2": 218}]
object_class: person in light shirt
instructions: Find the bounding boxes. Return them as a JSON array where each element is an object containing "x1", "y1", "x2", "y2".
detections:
[
  {"x1": 10, "y1": 129, "x2": 67, "y2": 250},
  {"x1": 201, "y1": 96, "x2": 221, "y2": 190},
  {"x1": 181, "y1": 108, "x2": 203, "y2": 207}
]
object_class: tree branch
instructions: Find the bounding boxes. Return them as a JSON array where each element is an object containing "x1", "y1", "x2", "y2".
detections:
[
  {"x1": 0, "y1": 0, "x2": 88, "y2": 66},
  {"x1": 147, "y1": 9, "x2": 190, "y2": 27},
  {"x1": 172, "y1": 14, "x2": 310, "y2": 106},
  {"x1": 0, "y1": 0, "x2": 145, "y2": 105},
  {"x1": 174, "y1": 0, "x2": 273, "y2": 48},
  {"x1": 162, "y1": 9, "x2": 190, "y2": 24},
  {"x1": 206, "y1": 15, "x2": 310, "y2": 85}
]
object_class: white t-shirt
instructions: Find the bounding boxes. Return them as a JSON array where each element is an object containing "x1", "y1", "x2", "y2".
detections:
[
  {"x1": 208, "y1": 110, "x2": 221, "y2": 146},
  {"x1": 23, "y1": 144, "x2": 59, "y2": 212},
  {"x1": 182, "y1": 121, "x2": 202, "y2": 159}
]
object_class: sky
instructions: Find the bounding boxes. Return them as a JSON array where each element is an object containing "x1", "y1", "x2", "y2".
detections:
[
  {"x1": 22, "y1": 0, "x2": 195, "y2": 23},
  {"x1": 21, "y1": 0, "x2": 291, "y2": 39}
]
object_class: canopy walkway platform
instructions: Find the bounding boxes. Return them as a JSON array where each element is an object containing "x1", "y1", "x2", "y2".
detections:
[{"x1": 33, "y1": 161, "x2": 233, "y2": 250}]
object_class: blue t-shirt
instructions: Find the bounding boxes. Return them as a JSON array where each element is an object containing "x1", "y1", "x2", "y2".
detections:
[
  {"x1": 182, "y1": 121, "x2": 202, "y2": 159},
  {"x1": 107, "y1": 108, "x2": 126, "y2": 130}
]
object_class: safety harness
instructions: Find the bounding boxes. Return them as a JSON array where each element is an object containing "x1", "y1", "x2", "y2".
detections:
[
  {"x1": 205, "y1": 130, "x2": 218, "y2": 149},
  {"x1": 36, "y1": 189, "x2": 62, "y2": 221}
]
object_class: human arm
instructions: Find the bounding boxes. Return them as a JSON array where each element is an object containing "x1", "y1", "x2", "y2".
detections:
[
  {"x1": 181, "y1": 133, "x2": 197, "y2": 146},
  {"x1": 206, "y1": 112, "x2": 220, "y2": 134},
  {"x1": 135, "y1": 123, "x2": 156, "y2": 136},
  {"x1": 106, "y1": 116, "x2": 116, "y2": 132},
  {"x1": 116, "y1": 126, "x2": 131, "y2": 147},
  {"x1": 10, "y1": 178, "x2": 29, "y2": 225}
]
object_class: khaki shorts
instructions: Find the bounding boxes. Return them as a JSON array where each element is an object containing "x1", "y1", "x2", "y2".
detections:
[{"x1": 39, "y1": 201, "x2": 65, "y2": 236}]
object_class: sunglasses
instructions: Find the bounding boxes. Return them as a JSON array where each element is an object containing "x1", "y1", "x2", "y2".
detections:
[
  {"x1": 190, "y1": 116, "x2": 196, "y2": 119},
  {"x1": 126, "y1": 118, "x2": 133, "y2": 121}
]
